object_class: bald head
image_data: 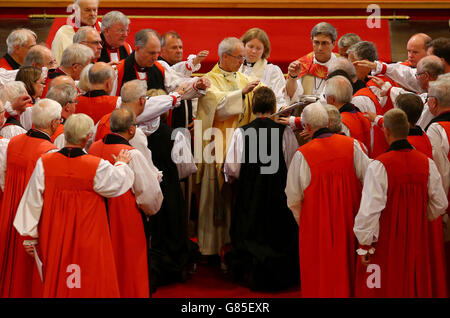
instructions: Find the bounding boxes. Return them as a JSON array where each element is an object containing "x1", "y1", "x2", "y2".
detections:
[
  {"x1": 48, "y1": 75, "x2": 77, "y2": 92},
  {"x1": 88, "y1": 62, "x2": 115, "y2": 93},
  {"x1": 407, "y1": 33, "x2": 432, "y2": 67}
]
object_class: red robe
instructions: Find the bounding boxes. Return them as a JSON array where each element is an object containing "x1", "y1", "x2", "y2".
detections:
[
  {"x1": 0, "y1": 130, "x2": 56, "y2": 297},
  {"x1": 88, "y1": 134, "x2": 149, "y2": 298},
  {"x1": 75, "y1": 90, "x2": 118, "y2": 124},
  {"x1": 340, "y1": 103, "x2": 372, "y2": 156},
  {"x1": 298, "y1": 133, "x2": 362, "y2": 297},
  {"x1": 356, "y1": 146, "x2": 447, "y2": 298},
  {"x1": 94, "y1": 112, "x2": 112, "y2": 142},
  {"x1": 0, "y1": 53, "x2": 20, "y2": 71},
  {"x1": 38, "y1": 148, "x2": 120, "y2": 297},
  {"x1": 50, "y1": 123, "x2": 64, "y2": 143}
]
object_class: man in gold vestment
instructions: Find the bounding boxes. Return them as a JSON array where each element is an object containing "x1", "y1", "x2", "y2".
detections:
[{"x1": 195, "y1": 37, "x2": 260, "y2": 258}]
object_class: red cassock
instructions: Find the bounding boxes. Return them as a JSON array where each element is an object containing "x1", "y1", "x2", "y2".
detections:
[
  {"x1": 88, "y1": 135, "x2": 149, "y2": 298},
  {"x1": 50, "y1": 123, "x2": 64, "y2": 143},
  {"x1": 356, "y1": 149, "x2": 447, "y2": 298},
  {"x1": 0, "y1": 131, "x2": 56, "y2": 297},
  {"x1": 75, "y1": 90, "x2": 118, "y2": 124},
  {"x1": 298, "y1": 134, "x2": 362, "y2": 297},
  {"x1": 38, "y1": 150, "x2": 120, "y2": 298},
  {"x1": 94, "y1": 113, "x2": 112, "y2": 142},
  {"x1": 341, "y1": 111, "x2": 372, "y2": 157}
]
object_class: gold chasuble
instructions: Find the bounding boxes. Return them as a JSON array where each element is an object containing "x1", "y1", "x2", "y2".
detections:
[{"x1": 195, "y1": 63, "x2": 258, "y2": 256}]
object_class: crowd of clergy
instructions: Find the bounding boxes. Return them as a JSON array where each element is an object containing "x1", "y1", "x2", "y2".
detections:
[{"x1": 0, "y1": 0, "x2": 449, "y2": 298}]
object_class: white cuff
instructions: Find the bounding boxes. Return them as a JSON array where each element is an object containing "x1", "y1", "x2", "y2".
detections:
[
  {"x1": 372, "y1": 61, "x2": 384, "y2": 76},
  {"x1": 23, "y1": 239, "x2": 38, "y2": 246},
  {"x1": 186, "y1": 54, "x2": 201, "y2": 73},
  {"x1": 356, "y1": 247, "x2": 376, "y2": 256}
]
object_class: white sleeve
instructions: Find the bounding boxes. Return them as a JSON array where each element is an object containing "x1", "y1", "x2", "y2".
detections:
[
  {"x1": 264, "y1": 64, "x2": 288, "y2": 110},
  {"x1": 427, "y1": 123, "x2": 450, "y2": 195},
  {"x1": 285, "y1": 151, "x2": 311, "y2": 225},
  {"x1": 0, "y1": 125, "x2": 27, "y2": 139},
  {"x1": 416, "y1": 103, "x2": 435, "y2": 130},
  {"x1": 128, "y1": 149, "x2": 163, "y2": 216},
  {"x1": 13, "y1": 158, "x2": 45, "y2": 238},
  {"x1": 93, "y1": 159, "x2": 135, "y2": 198},
  {"x1": 19, "y1": 107, "x2": 33, "y2": 131},
  {"x1": 282, "y1": 127, "x2": 299, "y2": 170},
  {"x1": 129, "y1": 127, "x2": 163, "y2": 182},
  {"x1": 351, "y1": 95, "x2": 377, "y2": 114},
  {"x1": 353, "y1": 160, "x2": 387, "y2": 246},
  {"x1": 136, "y1": 94, "x2": 180, "y2": 125},
  {"x1": 353, "y1": 139, "x2": 371, "y2": 183},
  {"x1": 341, "y1": 123, "x2": 351, "y2": 136},
  {"x1": 0, "y1": 138, "x2": 9, "y2": 192},
  {"x1": 53, "y1": 134, "x2": 66, "y2": 150},
  {"x1": 427, "y1": 158, "x2": 449, "y2": 221},
  {"x1": 163, "y1": 64, "x2": 199, "y2": 95},
  {"x1": 171, "y1": 130, "x2": 197, "y2": 180},
  {"x1": 224, "y1": 128, "x2": 243, "y2": 182},
  {"x1": 284, "y1": 77, "x2": 304, "y2": 105},
  {"x1": 0, "y1": 69, "x2": 18, "y2": 87},
  {"x1": 169, "y1": 54, "x2": 201, "y2": 77},
  {"x1": 215, "y1": 90, "x2": 245, "y2": 121},
  {"x1": 384, "y1": 62, "x2": 423, "y2": 93}
]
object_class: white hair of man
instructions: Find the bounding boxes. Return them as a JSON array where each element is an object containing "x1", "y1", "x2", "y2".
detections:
[
  {"x1": 32, "y1": 98, "x2": 62, "y2": 129},
  {"x1": 311, "y1": 22, "x2": 337, "y2": 43},
  {"x1": 327, "y1": 57, "x2": 357, "y2": 81},
  {"x1": 64, "y1": 113, "x2": 94, "y2": 145},
  {"x1": 429, "y1": 77, "x2": 450, "y2": 107},
  {"x1": 0, "y1": 81, "x2": 28, "y2": 104},
  {"x1": 78, "y1": 63, "x2": 93, "y2": 93},
  {"x1": 218, "y1": 37, "x2": 243, "y2": 62},
  {"x1": 324, "y1": 104, "x2": 342, "y2": 133},
  {"x1": 418, "y1": 55, "x2": 446, "y2": 78},
  {"x1": 302, "y1": 102, "x2": 329, "y2": 130},
  {"x1": 6, "y1": 28, "x2": 37, "y2": 55},
  {"x1": 46, "y1": 83, "x2": 78, "y2": 107},
  {"x1": 337, "y1": 33, "x2": 361, "y2": 49},
  {"x1": 120, "y1": 79, "x2": 147, "y2": 103},
  {"x1": 23, "y1": 45, "x2": 49, "y2": 67},
  {"x1": 60, "y1": 43, "x2": 94, "y2": 68},
  {"x1": 324, "y1": 75, "x2": 353, "y2": 104},
  {"x1": 101, "y1": 11, "x2": 130, "y2": 32}
]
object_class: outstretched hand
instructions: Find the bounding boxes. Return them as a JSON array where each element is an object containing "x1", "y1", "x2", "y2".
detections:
[{"x1": 193, "y1": 50, "x2": 209, "y2": 66}]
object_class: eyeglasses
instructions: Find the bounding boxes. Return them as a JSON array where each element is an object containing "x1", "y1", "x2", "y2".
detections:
[
  {"x1": 81, "y1": 40, "x2": 104, "y2": 47},
  {"x1": 226, "y1": 53, "x2": 245, "y2": 61},
  {"x1": 415, "y1": 72, "x2": 427, "y2": 78}
]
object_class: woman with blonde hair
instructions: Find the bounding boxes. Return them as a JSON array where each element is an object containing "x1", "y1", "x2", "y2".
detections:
[{"x1": 240, "y1": 27, "x2": 287, "y2": 110}]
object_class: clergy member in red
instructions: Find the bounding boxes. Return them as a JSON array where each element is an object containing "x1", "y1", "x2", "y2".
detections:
[
  {"x1": 354, "y1": 108, "x2": 448, "y2": 298},
  {"x1": 0, "y1": 29, "x2": 36, "y2": 71},
  {"x1": 98, "y1": 11, "x2": 132, "y2": 63},
  {"x1": 285, "y1": 102, "x2": 370, "y2": 297},
  {"x1": 426, "y1": 76, "x2": 450, "y2": 294},
  {"x1": 13, "y1": 113, "x2": 135, "y2": 298},
  {"x1": 89, "y1": 107, "x2": 163, "y2": 297},
  {"x1": 0, "y1": 98, "x2": 61, "y2": 298}
]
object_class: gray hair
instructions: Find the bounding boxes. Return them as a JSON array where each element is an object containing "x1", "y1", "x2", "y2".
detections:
[
  {"x1": 327, "y1": 57, "x2": 357, "y2": 81},
  {"x1": 121, "y1": 79, "x2": 147, "y2": 103},
  {"x1": 32, "y1": 98, "x2": 62, "y2": 129},
  {"x1": 347, "y1": 41, "x2": 378, "y2": 62},
  {"x1": 0, "y1": 81, "x2": 28, "y2": 104},
  {"x1": 324, "y1": 104, "x2": 342, "y2": 133},
  {"x1": 60, "y1": 43, "x2": 94, "y2": 68},
  {"x1": 78, "y1": 63, "x2": 93, "y2": 93},
  {"x1": 64, "y1": 113, "x2": 94, "y2": 144},
  {"x1": 101, "y1": 11, "x2": 130, "y2": 32},
  {"x1": 324, "y1": 75, "x2": 353, "y2": 104},
  {"x1": 302, "y1": 102, "x2": 329, "y2": 130},
  {"x1": 135, "y1": 29, "x2": 160, "y2": 48},
  {"x1": 6, "y1": 28, "x2": 37, "y2": 55},
  {"x1": 311, "y1": 22, "x2": 337, "y2": 43},
  {"x1": 337, "y1": 33, "x2": 361, "y2": 49},
  {"x1": 218, "y1": 37, "x2": 243, "y2": 61},
  {"x1": 429, "y1": 77, "x2": 450, "y2": 108},
  {"x1": 110, "y1": 107, "x2": 135, "y2": 133},
  {"x1": 418, "y1": 55, "x2": 446, "y2": 78},
  {"x1": 88, "y1": 64, "x2": 115, "y2": 84},
  {"x1": 73, "y1": 26, "x2": 96, "y2": 43},
  {"x1": 46, "y1": 83, "x2": 78, "y2": 107},
  {"x1": 23, "y1": 45, "x2": 48, "y2": 67}
]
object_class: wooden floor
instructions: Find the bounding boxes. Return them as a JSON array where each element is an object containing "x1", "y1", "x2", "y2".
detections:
[{"x1": 0, "y1": 18, "x2": 448, "y2": 64}]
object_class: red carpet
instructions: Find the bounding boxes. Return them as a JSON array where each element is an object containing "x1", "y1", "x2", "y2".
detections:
[
  {"x1": 45, "y1": 17, "x2": 391, "y2": 73},
  {"x1": 152, "y1": 261, "x2": 301, "y2": 298}
]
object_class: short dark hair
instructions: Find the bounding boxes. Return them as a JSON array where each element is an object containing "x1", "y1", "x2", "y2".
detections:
[
  {"x1": 430, "y1": 37, "x2": 450, "y2": 65},
  {"x1": 347, "y1": 41, "x2": 378, "y2": 62},
  {"x1": 252, "y1": 86, "x2": 276, "y2": 115},
  {"x1": 395, "y1": 93, "x2": 424, "y2": 125},
  {"x1": 161, "y1": 31, "x2": 181, "y2": 48}
]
